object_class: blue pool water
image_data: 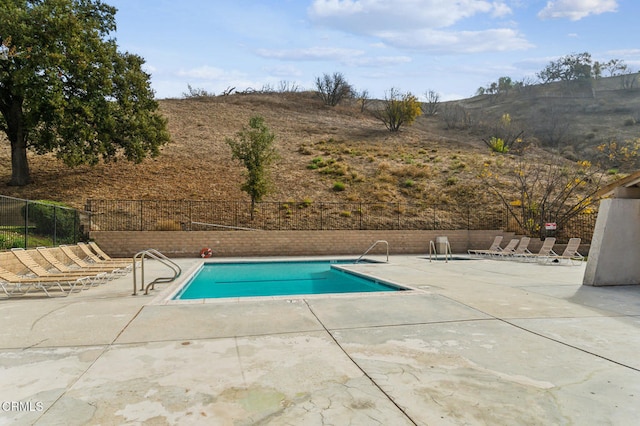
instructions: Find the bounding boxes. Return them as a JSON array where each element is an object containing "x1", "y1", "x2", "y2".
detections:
[{"x1": 174, "y1": 260, "x2": 403, "y2": 300}]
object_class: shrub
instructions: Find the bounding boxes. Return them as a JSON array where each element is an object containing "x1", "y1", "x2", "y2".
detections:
[
  {"x1": 372, "y1": 88, "x2": 422, "y2": 132},
  {"x1": 332, "y1": 181, "x2": 346, "y2": 191},
  {"x1": 486, "y1": 137, "x2": 509, "y2": 153},
  {"x1": 22, "y1": 200, "x2": 78, "y2": 241},
  {"x1": 445, "y1": 176, "x2": 458, "y2": 186},
  {"x1": 307, "y1": 157, "x2": 325, "y2": 169},
  {"x1": 624, "y1": 118, "x2": 636, "y2": 126},
  {"x1": 0, "y1": 234, "x2": 25, "y2": 250}
]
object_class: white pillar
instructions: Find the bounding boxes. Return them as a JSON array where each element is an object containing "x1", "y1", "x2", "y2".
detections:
[{"x1": 583, "y1": 198, "x2": 640, "y2": 286}]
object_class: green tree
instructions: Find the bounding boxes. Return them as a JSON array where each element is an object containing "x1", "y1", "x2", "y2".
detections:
[
  {"x1": 0, "y1": 0, "x2": 169, "y2": 186},
  {"x1": 373, "y1": 88, "x2": 422, "y2": 132},
  {"x1": 537, "y1": 52, "x2": 593, "y2": 82},
  {"x1": 226, "y1": 116, "x2": 278, "y2": 217}
]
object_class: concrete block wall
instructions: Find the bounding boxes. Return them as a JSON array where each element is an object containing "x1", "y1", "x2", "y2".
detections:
[{"x1": 89, "y1": 230, "x2": 517, "y2": 258}]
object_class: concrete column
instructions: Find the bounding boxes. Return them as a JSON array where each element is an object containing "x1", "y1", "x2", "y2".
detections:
[{"x1": 583, "y1": 198, "x2": 640, "y2": 286}]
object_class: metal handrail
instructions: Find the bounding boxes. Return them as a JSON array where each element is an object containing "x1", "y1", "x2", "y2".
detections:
[
  {"x1": 429, "y1": 239, "x2": 452, "y2": 263},
  {"x1": 132, "y1": 249, "x2": 182, "y2": 295},
  {"x1": 356, "y1": 240, "x2": 389, "y2": 263}
]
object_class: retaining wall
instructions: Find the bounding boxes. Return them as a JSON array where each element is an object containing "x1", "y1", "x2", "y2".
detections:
[{"x1": 89, "y1": 230, "x2": 529, "y2": 258}]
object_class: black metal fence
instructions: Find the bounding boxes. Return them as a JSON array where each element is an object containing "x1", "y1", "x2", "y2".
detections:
[
  {"x1": 85, "y1": 199, "x2": 597, "y2": 243},
  {"x1": 0, "y1": 195, "x2": 89, "y2": 250}
]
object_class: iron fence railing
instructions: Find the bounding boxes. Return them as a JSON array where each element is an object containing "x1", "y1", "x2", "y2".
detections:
[
  {"x1": 0, "y1": 195, "x2": 89, "y2": 250},
  {"x1": 85, "y1": 199, "x2": 597, "y2": 243}
]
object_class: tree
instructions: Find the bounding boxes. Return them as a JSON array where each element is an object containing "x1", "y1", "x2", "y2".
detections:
[
  {"x1": 354, "y1": 88, "x2": 372, "y2": 113},
  {"x1": 422, "y1": 90, "x2": 440, "y2": 116},
  {"x1": 482, "y1": 157, "x2": 605, "y2": 239},
  {"x1": 226, "y1": 116, "x2": 278, "y2": 217},
  {"x1": 0, "y1": 0, "x2": 169, "y2": 186},
  {"x1": 537, "y1": 52, "x2": 593, "y2": 83},
  {"x1": 314, "y1": 72, "x2": 352, "y2": 106},
  {"x1": 372, "y1": 88, "x2": 422, "y2": 132}
]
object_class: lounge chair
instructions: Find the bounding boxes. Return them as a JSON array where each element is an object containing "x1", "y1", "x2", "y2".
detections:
[
  {"x1": 468, "y1": 236, "x2": 504, "y2": 256},
  {"x1": 497, "y1": 237, "x2": 532, "y2": 259},
  {"x1": 59, "y1": 245, "x2": 132, "y2": 273},
  {"x1": 514, "y1": 237, "x2": 556, "y2": 262},
  {"x1": 87, "y1": 242, "x2": 133, "y2": 263},
  {"x1": 487, "y1": 238, "x2": 520, "y2": 258},
  {"x1": 11, "y1": 248, "x2": 118, "y2": 280},
  {"x1": 36, "y1": 247, "x2": 126, "y2": 278},
  {"x1": 77, "y1": 243, "x2": 132, "y2": 268},
  {"x1": 545, "y1": 238, "x2": 584, "y2": 265},
  {"x1": 0, "y1": 266, "x2": 89, "y2": 297}
]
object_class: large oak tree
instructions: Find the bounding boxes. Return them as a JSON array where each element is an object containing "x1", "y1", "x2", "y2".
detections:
[{"x1": 0, "y1": 0, "x2": 169, "y2": 186}]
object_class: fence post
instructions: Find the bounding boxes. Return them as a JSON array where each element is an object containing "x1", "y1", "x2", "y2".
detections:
[
  {"x1": 24, "y1": 201, "x2": 28, "y2": 249},
  {"x1": 53, "y1": 206, "x2": 57, "y2": 246}
]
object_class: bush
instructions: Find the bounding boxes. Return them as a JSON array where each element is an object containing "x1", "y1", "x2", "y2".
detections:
[
  {"x1": 332, "y1": 181, "x2": 346, "y2": 191},
  {"x1": 0, "y1": 234, "x2": 25, "y2": 250},
  {"x1": 486, "y1": 137, "x2": 509, "y2": 153},
  {"x1": 372, "y1": 88, "x2": 422, "y2": 132},
  {"x1": 21, "y1": 200, "x2": 78, "y2": 241}
]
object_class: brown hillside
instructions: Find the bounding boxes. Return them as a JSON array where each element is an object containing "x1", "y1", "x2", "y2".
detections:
[{"x1": 1, "y1": 84, "x2": 633, "y2": 210}]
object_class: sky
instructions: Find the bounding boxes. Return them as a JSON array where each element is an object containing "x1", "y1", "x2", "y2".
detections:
[{"x1": 106, "y1": 0, "x2": 640, "y2": 101}]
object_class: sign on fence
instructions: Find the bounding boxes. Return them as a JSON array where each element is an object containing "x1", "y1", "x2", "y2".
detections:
[{"x1": 544, "y1": 222, "x2": 557, "y2": 230}]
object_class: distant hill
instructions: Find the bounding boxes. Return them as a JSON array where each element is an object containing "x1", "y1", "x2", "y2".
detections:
[{"x1": 1, "y1": 76, "x2": 636, "y2": 210}]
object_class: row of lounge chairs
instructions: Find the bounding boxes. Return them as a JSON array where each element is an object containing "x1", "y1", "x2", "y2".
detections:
[
  {"x1": 0, "y1": 242, "x2": 132, "y2": 298},
  {"x1": 468, "y1": 236, "x2": 584, "y2": 264}
]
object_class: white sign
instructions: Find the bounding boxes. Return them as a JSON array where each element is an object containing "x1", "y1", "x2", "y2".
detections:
[{"x1": 544, "y1": 222, "x2": 557, "y2": 230}]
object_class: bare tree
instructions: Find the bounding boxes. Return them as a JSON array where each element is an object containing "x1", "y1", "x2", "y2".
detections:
[
  {"x1": 277, "y1": 80, "x2": 301, "y2": 93},
  {"x1": 441, "y1": 103, "x2": 474, "y2": 130},
  {"x1": 354, "y1": 89, "x2": 372, "y2": 113},
  {"x1": 531, "y1": 105, "x2": 571, "y2": 148},
  {"x1": 483, "y1": 156, "x2": 605, "y2": 239},
  {"x1": 315, "y1": 72, "x2": 352, "y2": 106},
  {"x1": 422, "y1": 90, "x2": 440, "y2": 116}
]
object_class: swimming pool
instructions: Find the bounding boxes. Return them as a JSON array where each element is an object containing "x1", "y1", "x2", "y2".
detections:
[{"x1": 173, "y1": 260, "x2": 404, "y2": 300}]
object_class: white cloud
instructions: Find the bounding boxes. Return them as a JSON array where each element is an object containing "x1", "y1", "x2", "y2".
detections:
[
  {"x1": 309, "y1": 0, "x2": 512, "y2": 30},
  {"x1": 307, "y1": 0, "x2": 529, "y2": 54},
  {"x1": 538, "y1": 0, "x2": 618, "y2": 21},
  {"x1": 376, "y1": 28, "x2": 533, "y2": 53}
]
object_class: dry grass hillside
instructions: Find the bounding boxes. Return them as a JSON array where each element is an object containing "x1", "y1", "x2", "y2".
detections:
[{"x1": 1, "y1": 78, "x2": 638, "y2": 210}]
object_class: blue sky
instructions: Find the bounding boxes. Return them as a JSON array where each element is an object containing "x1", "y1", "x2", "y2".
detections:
[{"x1": 107, "y1": 0, "x2": 639, "y2": 100}]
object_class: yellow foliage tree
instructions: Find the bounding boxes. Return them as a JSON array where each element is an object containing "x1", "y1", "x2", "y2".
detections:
[{"x1": 373, "y1": 88, "x2": 422, "y2": 132}]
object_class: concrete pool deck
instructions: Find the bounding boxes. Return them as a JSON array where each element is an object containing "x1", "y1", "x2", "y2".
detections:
[{"x1": 1, "y1": 255, "x2": 639, "y2": 425}]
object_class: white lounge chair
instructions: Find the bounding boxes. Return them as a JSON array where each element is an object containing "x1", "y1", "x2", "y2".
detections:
[
  {"x1": 468, "y1": 236, "x2": 503, "y2": 256},
  {"x1": 498, "y1": 236, "x2": 532, "y2": 259},
  {"x1": 545, "y1": 238, "x2": 584, "y2": 265},
  {"x1": 515, "y1": 237, "x2": 556, "y2": 262}
]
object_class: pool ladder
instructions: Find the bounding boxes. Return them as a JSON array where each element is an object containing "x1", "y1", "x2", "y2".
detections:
[
  {"x1": 429, "y1": 239, "x2": 452, "y2": 263},
  {"x1": 132, "y1": 249, "x2": 182, "y2": 295},
  {"x1": 356, "y1": 240, "x2": 389, "y2": 263}
]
